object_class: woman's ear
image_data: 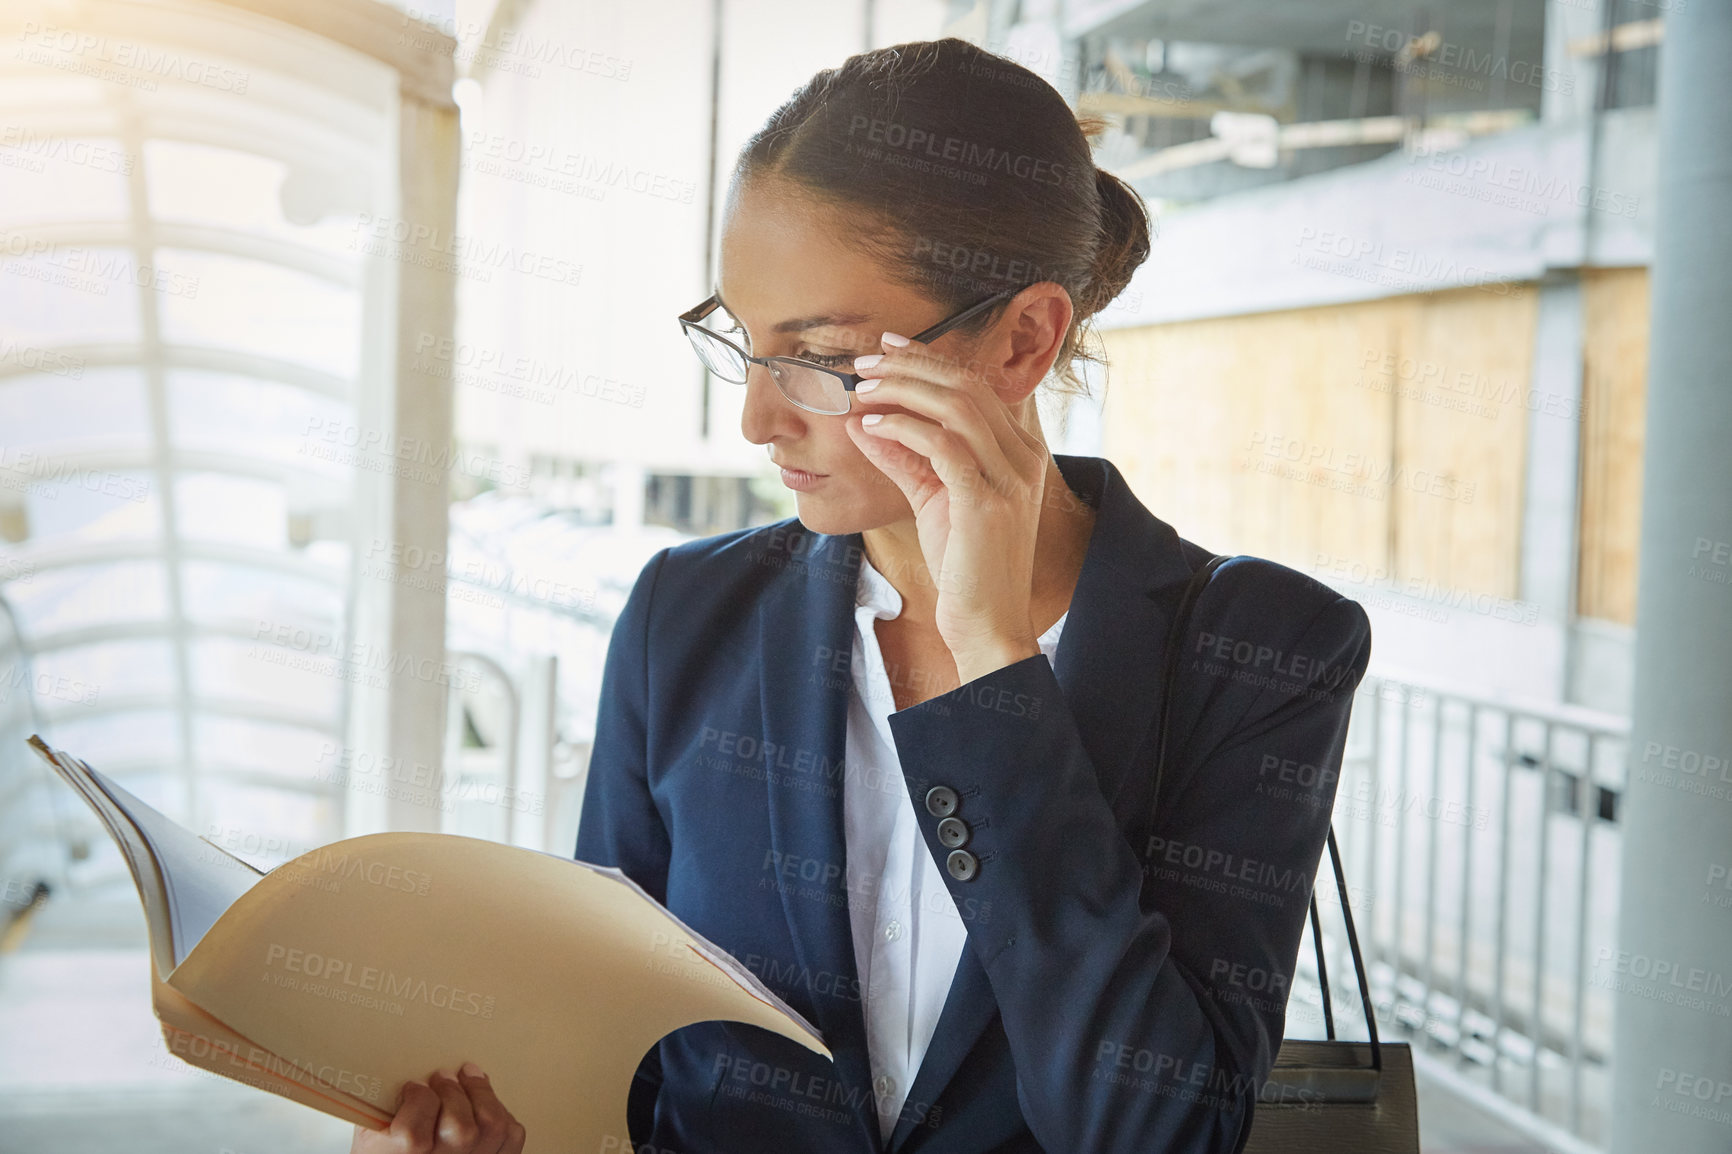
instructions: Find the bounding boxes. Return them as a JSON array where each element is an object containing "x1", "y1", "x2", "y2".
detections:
[{"x1": 990, "y1": 283, "x2": 1073, "y2": 403}]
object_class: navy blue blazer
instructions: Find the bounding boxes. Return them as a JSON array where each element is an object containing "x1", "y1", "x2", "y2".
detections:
[{"x1": 575, "y1": 453, "x2": 1372, "y2": 1153}]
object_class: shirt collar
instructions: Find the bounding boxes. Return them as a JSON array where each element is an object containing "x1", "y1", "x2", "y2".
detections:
[
  {"x1": 855, "y1": 551, "x2": 904, "y2": 622},
  {"x1": 858, "y1": 552, "x2": 1071, "y2": 643}
]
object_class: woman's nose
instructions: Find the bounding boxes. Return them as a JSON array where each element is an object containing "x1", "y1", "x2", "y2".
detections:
[{"x1": 739, "y1": 362, "x2": 804, "y2": 445}]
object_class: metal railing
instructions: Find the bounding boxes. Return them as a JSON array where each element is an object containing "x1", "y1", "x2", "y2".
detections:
[{"x1": 1297, "y1": 668, "x2": 1628, "y2": 1152}]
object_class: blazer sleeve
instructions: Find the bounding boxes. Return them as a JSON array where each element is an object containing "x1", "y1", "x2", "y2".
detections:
[
  {"x1": 886, "y1": 589, "x2": 1372, "y2": 1153},
  {"x1": 574, "y1": 546, "x2": 672, "y2": 1140}
]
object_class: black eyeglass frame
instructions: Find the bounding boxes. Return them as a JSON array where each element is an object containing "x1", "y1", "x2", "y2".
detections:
[{"x1": 677, "y1": 284, "x2": 1029, "y2": 415}]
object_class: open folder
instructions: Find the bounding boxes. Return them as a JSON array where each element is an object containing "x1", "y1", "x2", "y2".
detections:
[{"x1": 25, "y1": 735, "x2": 831, "y2": 1151}]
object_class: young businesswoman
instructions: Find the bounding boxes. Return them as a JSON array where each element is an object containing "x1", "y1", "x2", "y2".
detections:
[{"x1": 355, "y1": 36, "x2": 1371, "y2": 1154}]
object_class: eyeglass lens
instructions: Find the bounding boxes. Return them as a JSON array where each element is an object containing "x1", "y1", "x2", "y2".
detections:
[{"x1": 684, "y1": 324, "x2": 850, "y2": 415}]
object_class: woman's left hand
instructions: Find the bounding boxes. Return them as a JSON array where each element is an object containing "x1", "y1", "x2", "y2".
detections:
[{"x1": 844, "y1": 331, "x2": 1049, "y2": 680}]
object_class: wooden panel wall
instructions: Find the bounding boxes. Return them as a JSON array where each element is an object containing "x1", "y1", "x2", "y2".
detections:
[
  {"x1": 1098, "y1": 285, "x2": 1537, "y2": 600},
  {"x1": 1577, "y1": 267, "x2": 1651, "y2": 625}
]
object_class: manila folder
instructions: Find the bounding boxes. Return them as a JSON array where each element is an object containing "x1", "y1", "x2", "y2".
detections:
[{"x1": 26, "y1": 735, "x2": 831, "y2": 1153}]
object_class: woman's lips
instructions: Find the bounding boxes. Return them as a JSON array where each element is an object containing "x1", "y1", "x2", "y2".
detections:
[{"x1": 778, "y1": 466, "x2": 826, "y2": 491}]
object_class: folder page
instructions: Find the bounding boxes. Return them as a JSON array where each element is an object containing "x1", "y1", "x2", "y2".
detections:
[{"x1": 27, "y1": 736, "x2": 832, "y2": 1153}]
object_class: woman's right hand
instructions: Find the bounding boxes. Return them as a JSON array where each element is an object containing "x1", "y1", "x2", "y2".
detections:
[{"x1": 348, "y1": 1063, "x2": 526, "y2": 1154}]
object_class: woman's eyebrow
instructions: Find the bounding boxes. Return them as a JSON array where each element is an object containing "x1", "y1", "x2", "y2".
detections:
[{"x1": 713, "y1": 289, "x2": 870, "y2": 334}]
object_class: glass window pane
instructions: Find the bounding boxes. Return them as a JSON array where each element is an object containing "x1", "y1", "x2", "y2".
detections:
[
  {"x1": 18, "y1": 467, "x2": 159, "y2": 546},
  {"x1": 0, "y1": 132, "x2": 132, "y2": 228},
  {"x1": 155, "y1": 251, "x2": 360, "y2": 380},
  {"x1": 143, "y1": 139, "x2": 363, "y2": 257},
  {"x1": 44, "y1": 709, "x2": 178, "y2": 772},
  {"x1": 198, "y1": 782, "x2": 338, "y2": 868},
  {"x1": 33, "y1": 639, "x2": 175, "y2": 705},
  {"x1": 1, "y1": 560, "x2": 169, "y2": 637},
  {"x1": 0, "y1": 246, "x2": 140, "y2": 345},
  {"x1": 173, "y1": 473, "x2": 286, "y2": 548},
  {"x1": 194, "y1": 715, "x2": 345, "y2": 783},
  {"x1": 190, "y1": 635, "x2": 343, "y2": 718},
  {"x1": 166, "y1": 370, "x2": 350, "y2": 479},
  {"x1": 0, "y1": 368, "x2": 149, "y2": 452},
  {"x1": 180, "y1": 561, "x2": 342, "y2": 632}
]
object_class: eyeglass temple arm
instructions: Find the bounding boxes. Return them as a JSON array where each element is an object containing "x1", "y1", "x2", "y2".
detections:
[
  {"x1": 907, "y1": 286, "x2": 1022, "y2": 344},
  {"x1": 679, "y1": 295, "x2": 721, "y2": 325}
]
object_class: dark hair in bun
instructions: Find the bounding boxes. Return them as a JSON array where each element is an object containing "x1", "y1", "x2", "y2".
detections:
[{"x1": 734, "y1": 37, "x2": 1152, "y2": 399}]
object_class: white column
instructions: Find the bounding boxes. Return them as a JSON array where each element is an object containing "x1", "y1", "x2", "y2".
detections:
[
  {"x1": 344, "y1": 88, "x2": 462, "y2": 836},
  {"x1": 1608, "y1": 4, "x2": 1732, "y2": 1151}
]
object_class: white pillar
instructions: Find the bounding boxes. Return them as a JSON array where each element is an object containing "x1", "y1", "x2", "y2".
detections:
[
  {"x1": 1607, "y1": 4, "x2": 1732, "y2": 1151},
  {"x1": 344, "y1": 88, "x2": 462, "y2": 836},
  {"x1": 511, "y1": 654, "x2": 557, "y2": 851}
]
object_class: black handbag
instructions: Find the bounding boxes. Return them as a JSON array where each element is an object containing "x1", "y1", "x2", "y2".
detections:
[{"x1": 1151, "y1": 554, "x2": 1420, "y2": 1154}]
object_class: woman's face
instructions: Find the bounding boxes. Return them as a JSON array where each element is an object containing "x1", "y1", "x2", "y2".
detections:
[{"x1": 717, "y1": 177, "x2": 996, "y2": 535}]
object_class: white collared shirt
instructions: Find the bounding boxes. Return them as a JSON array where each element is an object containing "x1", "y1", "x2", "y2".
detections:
[{"x1": 843, "y1": 553, "x2": 1068, "y2": 1142}]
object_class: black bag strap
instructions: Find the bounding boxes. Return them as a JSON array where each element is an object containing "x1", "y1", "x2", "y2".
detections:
[
  {"x1": 1149, "y1": 553, "x2": 1381, "y2": 1071},
  {"x1": 1150, "y1": 552, "x2": 1232, "y2": 816}
]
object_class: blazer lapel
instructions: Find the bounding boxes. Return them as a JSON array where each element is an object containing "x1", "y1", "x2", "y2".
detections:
[
  {"x1": 887, "y1": 454, "x2": 1197, "y2": 1152},
  {"x1": 1046, "y1": 454, "x2": 1198, "y2": 815},
  {"x1": 754, "y1": 524, "x2": 881, "y2": 1149}
]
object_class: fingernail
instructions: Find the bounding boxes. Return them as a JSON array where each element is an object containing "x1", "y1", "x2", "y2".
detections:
[
  {"x1": 861, "y1": 413, "x2": 883, "y2": 426},
  {"x1": 460, "y1": 1062, "x2": 487, "y2": 1079},
  {"x1": 855, "y1": 378, "x2": 879, "y2": 393},
  {"x1": 881, "y1": 332, "x2": 909, "y2": 347},
  {"x1": 853, "y1": 353, "x2": 883, "y2": 371}
]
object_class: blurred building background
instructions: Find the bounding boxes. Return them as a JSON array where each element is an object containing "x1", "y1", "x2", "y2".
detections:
[{"x1": 0, "y1": 0, "x2": 1722, "y2": 1152}]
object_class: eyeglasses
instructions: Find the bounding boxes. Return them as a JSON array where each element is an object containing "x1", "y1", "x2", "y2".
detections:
[{"x1": 677, "y1": 285, "x2": 1025, "y2": 415}]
